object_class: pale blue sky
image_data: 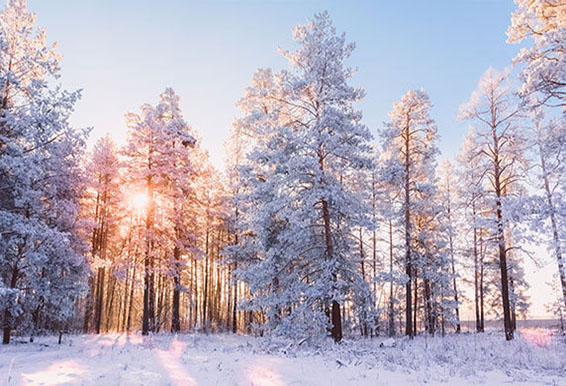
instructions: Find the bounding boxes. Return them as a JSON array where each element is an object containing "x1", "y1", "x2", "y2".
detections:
[
  {"x1": 30, "y1": 0, "x2": 520, "y2": 167},
  {"x1": 28, "y1": 0, "x2": 557, "y2": 318}
]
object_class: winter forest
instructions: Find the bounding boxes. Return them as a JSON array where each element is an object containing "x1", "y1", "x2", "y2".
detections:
[{"x1": 1, "y1": 0, "x2": 566, "y2": 385}]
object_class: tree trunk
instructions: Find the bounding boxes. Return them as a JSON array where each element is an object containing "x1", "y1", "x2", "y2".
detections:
[
  {"x1": 2, "y1": 265, "x2": 18, "y2": 344},
  {"x1": 94, "y1": 267, "x2": 105, "y2": 334},
  {"x1": 424, "y1": 277, "x2": 433, "y2": 335},
  {"x1": 171, "y1": 273, "x2": 181, "y2": 333},
  {"x1": 83, "y1": 275, "x2": 95, "y2": 333},
  {"x1": 473, "y1": 222, "x2": 482, "y2": 332},
  {"x1": 232, "y1": 263, "x2": 238, "y2": 333},
  {"x1": 495, "y1": 178, "x2": 513, "y2": 340},
  {"x1": 413, "y1": 271, "x2": 418, "y2": 335},
  {"x1": 479, "y1": 235, "x2": 485, "y2": 332},
  {"x1": 203, "y1": 228, "x2": 210, "y2": 332},
  {"x1": 448, "y1": 225, "x2": 460, "y2": 333},
  {"x1": 126, "y1": 264, "x2": 136, "y2": 333},
  {"x1": 105, "y1": 274, "x2": 116, "y2": 332},
  {"x1": 322, "y1": 197, "x2": 341, "y2": 342},
  {"x1": 359, "y1": 228, "x2": 368, "y2": 337},
  {"x1": 388, "y1": 220, "x2": 395, "y2": 337},
  {"x1": 403, "y1": 126, "x2": 414, "y2": 338}
]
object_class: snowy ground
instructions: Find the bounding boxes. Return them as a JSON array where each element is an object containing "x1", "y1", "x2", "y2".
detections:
[{"x1": 1, "y1": 330, "x2": 565, "y2": 385}]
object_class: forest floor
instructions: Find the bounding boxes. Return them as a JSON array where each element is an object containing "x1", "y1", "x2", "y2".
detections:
[{"x1": 1, "y1": 329, "x2": 565, "y2": 385}]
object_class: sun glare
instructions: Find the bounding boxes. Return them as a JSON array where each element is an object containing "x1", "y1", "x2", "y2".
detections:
[{"x1": 130, "y1": 192, "x2": 148, "y2": 212}]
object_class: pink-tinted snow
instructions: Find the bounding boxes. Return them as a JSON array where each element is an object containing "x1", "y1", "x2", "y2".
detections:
[{"x1": 1, "y1": 332, "x2": 564, "y2": 385}]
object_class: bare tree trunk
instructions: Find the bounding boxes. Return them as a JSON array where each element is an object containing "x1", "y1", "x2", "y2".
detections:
[
  {"x1": 94, "y1": 267, "x2": 105, "y2": 333},
  {"x1": 171, "y1": 236, "x2": 181, "y2": 333},
  {"x1": 473, "y1": 221, "x2": 482, "y2": 332},
  {"x1": 142, "y1": 155, "x2": 156, "y2": 335},
  {"x1": 318, "y1": 147, "x2": 342, "y2": 342},
  {"x1": 388, "y1": 220, "x2": 395, "y2": 337},
  {"x1": 126, "y1": 264, "x2": 136, "y2": 333},
  {"x1": 105, "y1": 275, "x2": 116, "y2": 332},
  {"x1": 413, "y1": 270, "x2": 418, "y2": 335},
  {"x1": 3, "y1": 265, "x2": 18, "y2": 344},
  {"x1": 232, "y1": 263, "x2": 238, "y2": 334},
  {"x1": 322, "y1": 197, "x2": 341, "y2": 342},
  {"x1": 121, "y1": 266, "x2": 130, "y2": 332},
  {"x1": 424, "y1": 277, "x2": 433, "y2": 335},
  {"x1": 171, "y1": 273, "x2": 181, "y2": 333},
  {"x1": 372, "y1": 174, "x2": 378, "y2": 308},
  {"x1": 493, "y1": 149, "x2": 513, "y2": 340},
  {"x1": 480, "y1": 234, "x2": 485, "y2": 331},
  {"x1": 83, "y1": 275, "x2": 95, "y2": 333},
  {"x1": 450, "y1": 257, "x2": 461, "y2": 333},
  {"x1": 447, "y1": 223, "x2": 460, "y2": 333},
  {"x1": 359, "y1": 228, "x2": 368, "y2": 337},
  {"x1": 403, "y1": 127, "x2": 414, "y2": 338},
  {"x1": 203, "y1": 227, "x2": 210, "y2": 332},
  {"x1": 193, "y1": 258, "x2": 198, "y2": 330}
]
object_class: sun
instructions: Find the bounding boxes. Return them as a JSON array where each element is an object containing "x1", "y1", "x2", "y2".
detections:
[{"x1": 130, "y1": 192, "x2": 148, "y2": 213}]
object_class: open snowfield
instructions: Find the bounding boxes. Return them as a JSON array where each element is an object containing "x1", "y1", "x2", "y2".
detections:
[{"x1": 1, "y1": 330, "x2": 565, "y2": 386}]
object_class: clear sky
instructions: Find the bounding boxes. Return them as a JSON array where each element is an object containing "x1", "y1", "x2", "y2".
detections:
[{"x1": 27, "y1": 0, "x2": 558, "y2": 318}]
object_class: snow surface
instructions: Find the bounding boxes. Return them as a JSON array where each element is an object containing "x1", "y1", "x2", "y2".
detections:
[{"x1": 1, "y1": 330, "x2": 565, "y2": 385}]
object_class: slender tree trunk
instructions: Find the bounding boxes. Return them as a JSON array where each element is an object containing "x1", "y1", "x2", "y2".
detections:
[
  {"x1": 424, "y1": 277, "x2": 433, "y2": 335},
  {"x1": 142, "y1": 173, "x2": 155, "y2": 335},
  {"x1": 318, "y1": 148, "x2": 342, "y2": 342},
  {"x1": 171, "y1": 265, "x2": 181, "y2": 332},
  {"x1": 215, "y1": 263, "x2": 222, "y2": 330},
  {"x1": 105, "y1": 275, "x2": 116, "y2": 332},
  {"x1": 193, "y1": 258, "x2": 198, "y2": 330},
  {"x1": 322, "y1": 197, "x2": 341, "y2": 342},
  {"x1": 487, "y1": 110, "x2": 514, "y2": 340},
  {"x1": 359, "y1": 228, "x2": 368, "y2": 337},
  {"x1": 126, "y1": 264, "x2": 136, "y2": 333},
  {"x1": 450, "y1": 256, "x2": 461, "y2": 333},
  {"x1": 94, "y1": 267, "x2": 105, "y2": 334},
  {"x1": 447, "y1": 222, "x2": 460, "y2": 333},
  {"x1": 403, "y1": 127, "x2": 413, "y2": 338},
  {"x1": 203, "y1": 228, "x2": 210, "y2": 332},
  {"x1": 121, "y1": 265, "x2": 131, "y2": 332},
  {"x1": 372, "y1": 176, "x2": 378, "y2": 306},
  {"x1": 473, "y1": 221, "x2": 482, "y2": 332},
  {"x1": 388, "y1": 220, "x2": 395, "y2": 337},
  {"x1": 496, "y1": 201, "x2": 513, "y2": 340},
  {"x1": 3, "y1": 265, "x2": 18, "y2": 344},
  {"x1": 232, "y1": 263, "x2": 238, "y2": 334},
  {"x1": 444, "y1": 172, "x2": 461, "y2": 332},
  {"x1": 480, "y1": 235, "x2": 485, "y2": 331},
  {"x1": 494, "y1": 161, "x2": 513, "y2": 339},
  {"x1": 83, "y1": 275, "x2": 95, "y2": 333},
  {"x1": 413, "y1": 270, "x2": 418, "y2": 335}
]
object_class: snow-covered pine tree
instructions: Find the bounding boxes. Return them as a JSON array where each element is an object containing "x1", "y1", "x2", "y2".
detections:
[
  {"x1": 416, "y1": 191, "x2": 455, "y2": 336},
  {"x1": 527, "y1": 106, "x2": 566, "y2": 314},
  {"x1": 124, "y1": 88, "x2": 199, "y2": 335},
  {"x1": 0, "y1": 0, "x2": 88, "y2": 344},
  {"x1": 373, "y1": 146, "x2": 406, "y2": 337},
  {"x1": 437, "y1": 160, "x2": 462, "y2": 333},
  {"x1": 458, "y1": 67, "x2": 528, "y2": 341},
  {"x1": 507, "y1": 0, "x2": 566, "y2": 110},
  {"x1": 223, "y1": 68, "x2": 284, "y2": 335},
  {"x1": 456, "y1": 127, "x2": 489, "y2": 332},
  {"x1": 82, "y1": 135, "x2": 123, "y2": 334},
  {"x1": 380, "y1": 88, "x2": 439, "y2": 338},
  {"x1": 230, "y1": 12, "x2": 374, "y2": 342}
]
